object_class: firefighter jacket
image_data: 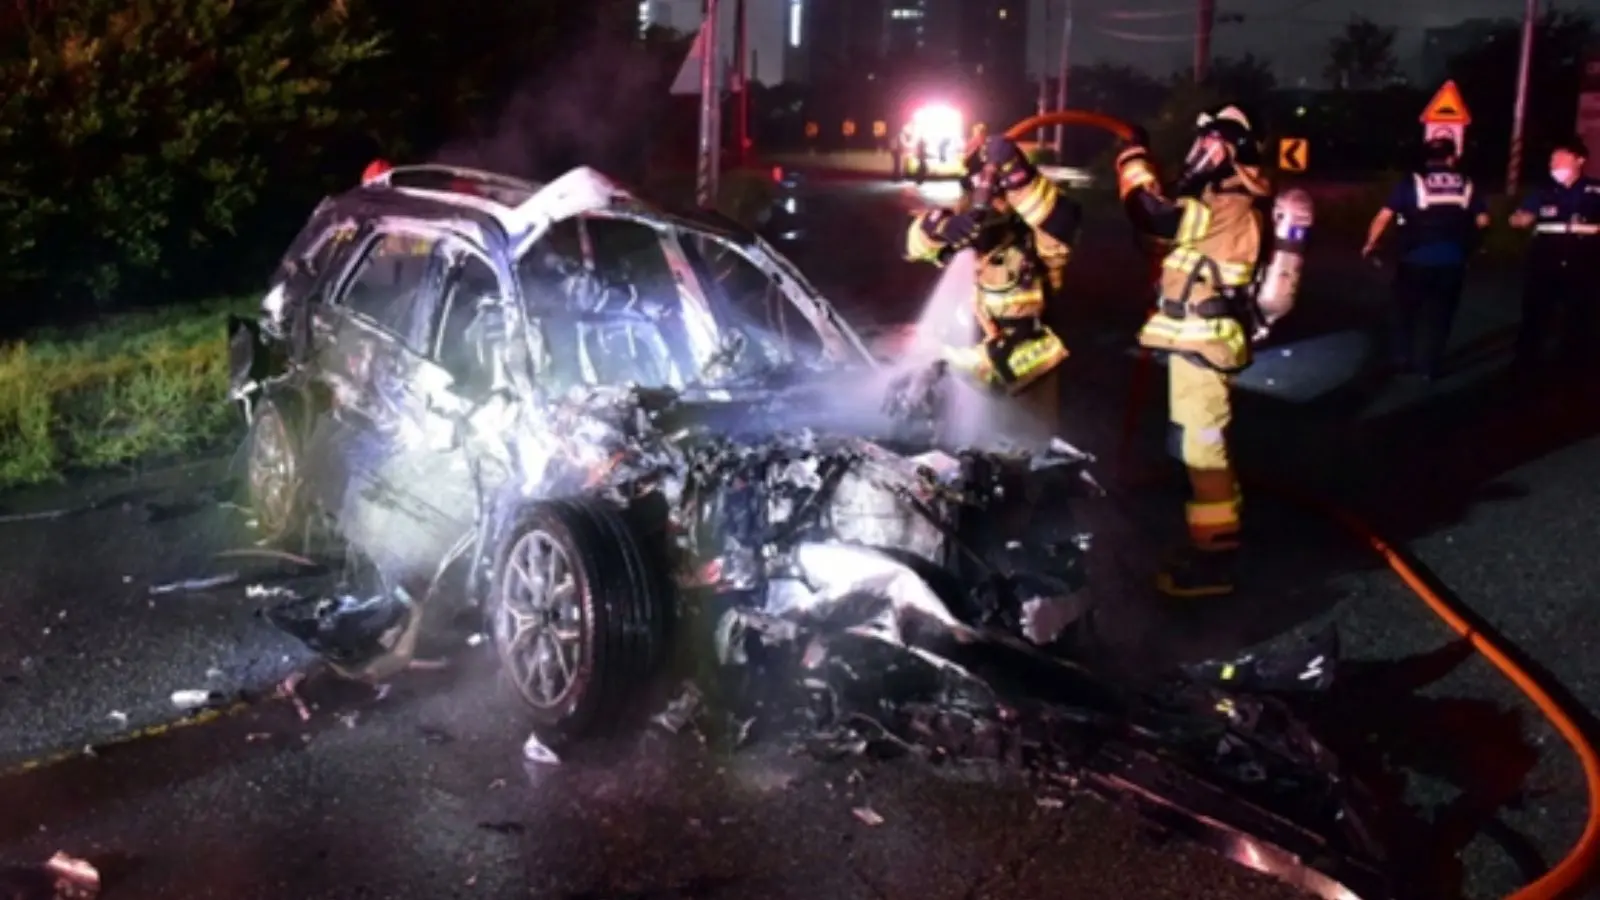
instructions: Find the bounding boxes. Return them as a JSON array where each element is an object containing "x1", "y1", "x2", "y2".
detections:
[
  {"x1": 905, "y1": 197, "x2": 1075, "y2": 395},
  {"x1": 1116, "y1": 148, "x2": 1270, "y2": 373}
]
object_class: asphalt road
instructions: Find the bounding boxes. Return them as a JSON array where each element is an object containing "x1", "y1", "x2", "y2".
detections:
[{"x1": 0, "y1": 171, "x2": 1595, "y2": 900}]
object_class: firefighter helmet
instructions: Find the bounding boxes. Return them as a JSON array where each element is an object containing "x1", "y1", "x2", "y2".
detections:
[{"x1": 1180, "y1": 105, "x2": 1269, "y2": 196}]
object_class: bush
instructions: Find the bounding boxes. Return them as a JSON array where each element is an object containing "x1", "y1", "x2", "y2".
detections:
[
  {"x1": 0, "y1": 0, "x2": 385, "y2": 316},
  {"x1": 0, "y1": 298, "x2": 253, "y2": 487}
]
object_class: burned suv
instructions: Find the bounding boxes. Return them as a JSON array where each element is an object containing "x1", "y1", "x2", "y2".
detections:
[
  {"x1": 228, "y1": 164, "x2": 1095, "y2": 724},
  {"x1": 229, "y1": 165, "x2": 1394, "y2": 898}
]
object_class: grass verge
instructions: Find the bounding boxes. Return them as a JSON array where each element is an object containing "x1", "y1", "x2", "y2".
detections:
[{"x1": 0, "y1": 297, "x2": 255, "y2": 489}]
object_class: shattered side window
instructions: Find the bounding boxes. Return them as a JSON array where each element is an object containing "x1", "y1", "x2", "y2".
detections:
[
  {"x1": 338, "y1": 232, "x2": 446, "y2": 355},
  {"x1": 517, "y1": 220, "x2": 585, "y2": 310},
  {"x1": 683, "y1": 235, "x2": 827, "y2": 366},
  {"x1": 436, "y1": 255, "x2": 501, "y2": 398}
]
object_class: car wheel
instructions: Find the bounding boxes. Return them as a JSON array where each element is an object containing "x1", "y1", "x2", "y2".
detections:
[
  {"x1": 246, "y1": 397, "x2": 304, "y2": 545},
  {"x1": 489, "y1": 498, "x2": 671, "y2": 738}
]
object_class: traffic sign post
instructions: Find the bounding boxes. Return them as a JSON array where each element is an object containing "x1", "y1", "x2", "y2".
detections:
[
  {"x1": 1277, "y1": 137, "x2": 1308, "y2": 173},
  {"x1": 1420, "y1": 80, "x2": 1471, "y2": 158}
]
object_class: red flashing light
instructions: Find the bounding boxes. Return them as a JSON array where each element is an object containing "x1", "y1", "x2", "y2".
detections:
[{"x1": 361, "y1": 159, "x2": 394, "y2": 185}]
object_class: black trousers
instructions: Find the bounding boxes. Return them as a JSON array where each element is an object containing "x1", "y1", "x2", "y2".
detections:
[
  {"x1": 1515, "y1": 261, "x2": 1597, "y2": 367},
  {"x1": 1390, "y1": 262, "x2": 1466, "y2": 377}
]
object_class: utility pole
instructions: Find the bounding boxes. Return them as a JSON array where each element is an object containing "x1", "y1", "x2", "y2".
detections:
[
  {"x1": 1508, "y1": 0, "x2": 1537, "y2": 194},
  {"x1": 1053, "y1": 0, "x2": 1072, "y2": 154},
  {"x1": 736, "y1": 0, "x2": 751, "y2": 167},
  {"x1": 1195, "y1": 0, "x2": 1215, "y2": 83},
  {"x1": 696, "y1": 0, "x2": 721, "y2": 208}
]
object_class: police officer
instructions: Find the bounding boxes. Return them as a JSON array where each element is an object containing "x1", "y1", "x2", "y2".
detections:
[
  {"x1": 1114, "y1": 105, "x2": 1273, "y2": 598},
  {"x1": 1361, "y1": 137, "x2": 1489, "y2": 381},
  {"x1": 1509, "y1": 137, "x2": 1600, "y2": 370},
  {"x1": 902, "y1": 135, "x2": 1082, "y2": 448}
]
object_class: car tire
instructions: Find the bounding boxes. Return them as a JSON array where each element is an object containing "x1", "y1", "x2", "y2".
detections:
[
  {"x1": 245, "y1": 396, "x2": 305, "y2": 546},
  {"x1": 489, "y1": 498, "x2": 671, "y2": 739}
]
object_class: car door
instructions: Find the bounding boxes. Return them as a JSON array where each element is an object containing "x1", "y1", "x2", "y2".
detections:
[
  {"x1": 412, "y1": 245, "x2": 519, "y2": 535},
  {"x1": 306, "y1": 223, "x2": 463, "y2": 578}
]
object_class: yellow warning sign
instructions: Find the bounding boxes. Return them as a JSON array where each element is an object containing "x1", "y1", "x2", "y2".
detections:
[
  {"x1": 1420, "y1": 80, "x2": 1472, "y2": 125},
  {"x1": 1278, "y1": 137, "x2": 1308, "y2": 173}
]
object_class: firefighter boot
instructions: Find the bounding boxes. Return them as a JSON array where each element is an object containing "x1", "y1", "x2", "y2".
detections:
[{"x1": 1157, "y1": 478, "x2": 1241, "y2": 598}]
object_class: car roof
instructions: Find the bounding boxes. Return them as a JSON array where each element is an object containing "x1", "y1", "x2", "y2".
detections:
[{"x1": 336, "y1": 164, "x2": 677, "y2": 250}]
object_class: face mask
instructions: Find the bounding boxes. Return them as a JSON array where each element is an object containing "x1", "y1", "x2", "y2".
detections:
[{"x1": 1552, "y1": 166, "x2": 1578, "y2": 185}]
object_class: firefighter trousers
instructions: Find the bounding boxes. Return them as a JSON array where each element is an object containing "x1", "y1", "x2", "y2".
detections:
[
  {"x1": 1167, "y1": 354, "x2": 1240, "y2": 549},
  {"x1": 1390, "y1": 262, "x2": 1465, "y2": 378}
]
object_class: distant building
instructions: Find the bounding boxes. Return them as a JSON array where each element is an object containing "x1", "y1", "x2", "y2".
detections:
[{"x1": 789, "y1": 0, "x2": 1028, "y2": 124}]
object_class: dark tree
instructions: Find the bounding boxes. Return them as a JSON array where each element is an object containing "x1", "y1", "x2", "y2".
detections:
[{"x1": 1325, "y1": 16, "x2": 1401, "y2": 90}]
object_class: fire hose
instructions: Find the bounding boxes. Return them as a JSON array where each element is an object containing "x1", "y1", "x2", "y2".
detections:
[{"x1": 1004, "y1": 109, "x2": 1600, "y2": 899}]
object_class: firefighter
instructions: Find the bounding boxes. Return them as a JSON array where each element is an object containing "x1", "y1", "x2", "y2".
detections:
[
  {"x1": 1361, "y1": 136, "x2": 1489, "y2": 381},
  {"x1": 901, "y1": 135, "x2": 1082, "y2": 448},
  {"x1": 1508, "y1": 137, "x2": 1600, "y2": 371},
  {"x1": 1114, "y1": 105, "x2": 1273, "y2": 598}
]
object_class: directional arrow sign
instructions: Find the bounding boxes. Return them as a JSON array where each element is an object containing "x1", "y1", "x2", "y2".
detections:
[
  {"x1": 1278, "y1": 137, "x2": 1308, "y2": 173},
  {"x1": 1420, "y1": 80, "x2": 1471, "y2": 125}
]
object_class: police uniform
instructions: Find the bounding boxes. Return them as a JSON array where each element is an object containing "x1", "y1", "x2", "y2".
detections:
[
  {"x1": 1383, "y1": 162, "x2": 1485, "y2": 378},
  {"x1": 1115, "y1": 105, "x2": 1273, "y2": 598},
  {"x1": 904, "y1": 140, "x2": 1081, "y2": 448},
  {"x1": 1514, "y1": 174, "x2": 1600, "y2": 366}
]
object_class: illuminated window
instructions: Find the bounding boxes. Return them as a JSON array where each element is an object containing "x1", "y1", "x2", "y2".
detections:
[
  {"x1": 999, "y1": 8, "x2": 1008, "y2": 18},
  {"x1": 789, "y1": 0, "x2": 802, "y2": 47},
  {"x1": 890, "y1": 8, "x2": 923, "y2": 18}
]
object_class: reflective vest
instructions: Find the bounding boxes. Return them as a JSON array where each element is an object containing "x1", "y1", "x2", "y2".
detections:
[
  {"x1": 943, "y1": 243, "x2": 1068, "y2": 394},
  {"x1": 1139, "y1": 180, "x2": 1266, "y2": 373},
  {"x1": 1398, "y1": 168, "x2": 1476, "y2": 254}
]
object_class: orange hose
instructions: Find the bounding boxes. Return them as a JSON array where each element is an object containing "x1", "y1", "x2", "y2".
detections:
[
  {"x1": 1309, "y1": 496, "x2": 1600, "y2": 899},
  {"x1": 1003, "y1": 110, "x2": 1137, "y2": 143},
  {"x1": 1114, "y1": 337, "x2": 1600, "y2": 899}
]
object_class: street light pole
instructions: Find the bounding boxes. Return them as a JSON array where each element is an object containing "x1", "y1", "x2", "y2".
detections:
[
  {"x1": 1508, "y1": 0, "x2": 1537, "y2": 195},
  {"x1": 1053, "y1": 0, "x2": 1073, "y2": 154},
  {"x1": 696, "y1": 0, "x2": 721, "y2": 208}
]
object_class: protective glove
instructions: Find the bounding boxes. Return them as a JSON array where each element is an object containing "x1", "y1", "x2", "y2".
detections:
[
  {"x1": 922, "y1": 208, "x2": 984, "y2": 249},
  {"x1": 981, "y1": 136, "x2": 1039, "y2": 192},
  {"x1": 1114, "y1": 133, "x2": 1160, "y2": 200}
]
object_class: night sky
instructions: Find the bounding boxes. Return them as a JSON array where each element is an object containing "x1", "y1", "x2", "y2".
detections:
[{"x1": 1026, "y1": 0, "x2": 1600, "y2": 83}]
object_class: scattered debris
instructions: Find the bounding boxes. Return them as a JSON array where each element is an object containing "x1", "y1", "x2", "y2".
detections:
[
  {"x1": 148, "y1": 572, "x2": 240, "y2": 596},
  {"x1": 245, "y1": 583, "x2": 299, "y2": 600},
  {"x1": 850, "y1": 806, "x2": 884, "y2": 826},
  {"x1": 170, "y1": 689, "x2": 220, "y2": 710},
  {"x1": 465, "y1": 632, "x2": 486, "y2": 647},
  {"x1": 44, "y1": 851, "x2": 99, "y2": 898},
  {"x1": 106, "y1": 711, "x2": 128, "y2": 728},
  {"x1": 522, "y1": 731, "x2": 561, "y2": 766},
  {"x1": 652, "y1": 682, "x2": 703, "y2": 734},
  {"x1": 1035, "y1": 796, "x2": 1066, "y2": 810},
  {"x1": 477, "y1": 821, "x2": 527, "y2": 835},
  {"x1": 276, "y1": 672, "x2": 311, "y2": 721}
]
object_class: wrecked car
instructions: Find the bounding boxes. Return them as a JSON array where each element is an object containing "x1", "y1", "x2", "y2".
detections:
[{"x1": 229, "y1": 164, "x2": 1392, "y2": 899}]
